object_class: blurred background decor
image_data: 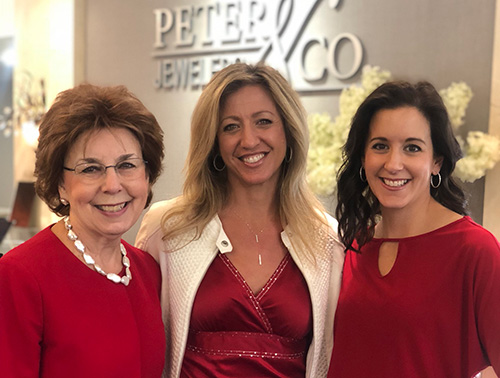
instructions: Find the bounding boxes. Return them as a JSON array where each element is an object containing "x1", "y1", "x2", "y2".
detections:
[
  {"x1": 0, "y1": 105, "x2": 13, "y2": 137},
  {"x1": 13, "y1": 70, "x2": 46, "y2": 147}
]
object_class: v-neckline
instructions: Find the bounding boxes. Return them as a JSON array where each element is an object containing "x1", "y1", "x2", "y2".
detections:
[
  {"x1": 219, "y1": 252, "x2": 290, "y2": 298},
  {"x1": 219, "y1": 253, "x2": 290, "y2": 333}
]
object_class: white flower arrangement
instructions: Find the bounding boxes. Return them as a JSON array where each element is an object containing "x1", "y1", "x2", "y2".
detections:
[
  {"x1": 307, "y1": 65, "x2": 500, "y2": 196},
  {"x1": 455, "y1": 131, "x2": 500, "y2": 182},
  {"x1": 440, "y1": 82, "x2": 500, "y2": 182}
]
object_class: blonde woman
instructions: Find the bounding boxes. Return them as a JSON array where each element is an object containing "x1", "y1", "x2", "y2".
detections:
[{"x1": 136, "y1": 63, "x2": 344, "y2": 378}]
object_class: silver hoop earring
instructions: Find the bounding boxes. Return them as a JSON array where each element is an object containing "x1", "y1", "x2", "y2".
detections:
[
  {"x1": 359, "y1": 166, "x2": 367, "y2": 182},
  {"x1": 285, "y1": 147, "x2": 293, "y2": 163},
  {"x1": 213, "y1": 154, "x2": 226, "y2": 172},
  {"x1": 430, "y1": 173, "x2": 442, "y2": 189},
  {"x1": 60, "y1": 198, "x2": 69, "y2": 206}
]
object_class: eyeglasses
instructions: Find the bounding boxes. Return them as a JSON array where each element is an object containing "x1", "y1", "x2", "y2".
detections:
[{"x1": 63, "y1": 158, "x2": 148, "y2": 182}]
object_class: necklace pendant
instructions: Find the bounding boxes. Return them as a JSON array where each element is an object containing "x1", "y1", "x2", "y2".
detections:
[{"x1": 230, "y1": 210, "x2": 266, "y2": 267}]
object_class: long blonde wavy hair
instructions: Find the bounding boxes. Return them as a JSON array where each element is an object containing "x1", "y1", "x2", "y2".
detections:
[{"x1": 161, "y1": 62, "x2": 332, "y2": 259}]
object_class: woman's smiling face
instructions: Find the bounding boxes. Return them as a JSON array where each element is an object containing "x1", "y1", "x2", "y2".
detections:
[
  {"x1": 217, "y1": 84, "x2": 287, "y2": 191},
  {"x1": 59, "y1": 127, "x2": 149, "y2": 243},
  {"x1": 363, "y1": 106, "x2": 442, "y2": 215}
]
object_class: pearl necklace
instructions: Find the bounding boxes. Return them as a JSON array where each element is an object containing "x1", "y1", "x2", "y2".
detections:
[{"x1": 63, "y1": 216, "x2": 132, "y2": 286}]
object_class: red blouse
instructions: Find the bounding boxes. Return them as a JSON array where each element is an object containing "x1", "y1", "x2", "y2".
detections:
[
  {"x1": 0, "y1": 227, "x2": 165, "y2": 378},
  {"x1": 181, "y1": 253, "x2": 312, "y2": 377},
  {"x1": 328, "y1": 217, "x2": 500, "y2": 378}
]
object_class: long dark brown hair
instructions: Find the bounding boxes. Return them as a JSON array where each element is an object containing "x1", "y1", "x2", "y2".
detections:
[{"x1": 336, "y1": 81, "x2": 468, "y2": 252}]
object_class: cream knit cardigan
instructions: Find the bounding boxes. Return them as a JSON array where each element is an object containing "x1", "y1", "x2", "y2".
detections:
[{"x1": 135, "y1": 199, "x2": 345, "y2": 378}]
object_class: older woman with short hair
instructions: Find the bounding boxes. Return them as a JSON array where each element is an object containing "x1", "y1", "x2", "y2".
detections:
[{"x1": 0, "y1": 84, "x2": 166, "y2": 377}]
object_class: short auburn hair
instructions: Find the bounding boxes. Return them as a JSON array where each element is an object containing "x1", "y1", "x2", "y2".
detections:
[{"x1": 35, "y1": 83, "x2": 164, "y2": 216}]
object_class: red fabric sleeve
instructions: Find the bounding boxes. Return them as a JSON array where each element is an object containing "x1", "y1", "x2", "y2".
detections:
[
  {"x1": 0, "y1": 257, "x2": 44, "y2": 377},
  {"x1": 474, "y1": 234, "x2": 500, "y2": 375}
]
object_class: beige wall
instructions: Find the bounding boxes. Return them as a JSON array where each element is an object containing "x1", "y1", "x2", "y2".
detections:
[
  {"x1": 0, "y1": 0, "x2": 14, "y2": 38},
  {"x1": 484, "y1": 0, "x2": 500, "y2": 240},
  {"x1": 13, "y1": 0, "x2": 82, "y2": 227}
]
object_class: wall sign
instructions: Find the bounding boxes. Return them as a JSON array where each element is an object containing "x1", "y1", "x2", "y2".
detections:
[{"x1": 152, "y1": 0, "x2": 364, "y2": 92}]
